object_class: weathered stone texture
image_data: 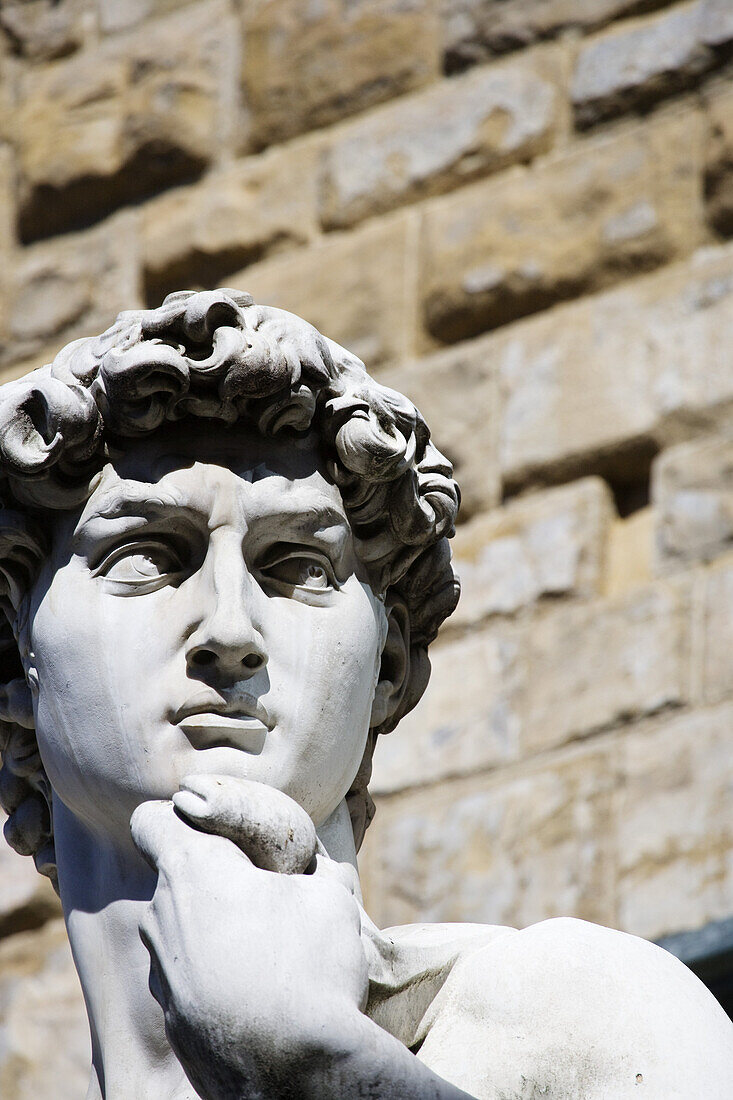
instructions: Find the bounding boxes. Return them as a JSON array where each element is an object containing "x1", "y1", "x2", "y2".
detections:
[
  {"x1": 240, "y1": 0, "x2": 440, "y2": 150},
  {"x1": 363, "y1": 740, "x2": 617, "y2": 930},
  {"x1": 0, "y1": 0, "x2": 92, "y2": 61},
  {"x1": 371, "y1": 626, "x2": 524, "y2": 796},
  {"x1": 15, "y1": 0, "x2": 240, "y2": 241},
  {"x1": 497, "y1": 241, "x2": 733, "y2": 489},
  {"x1": 96, "y1": 0, "x2": 196, "y2": 35},
  {"x1": 380, "y1": 340, "x2": 500, "y2": 518},
  {"x1": 233, "y1": 213, "x2": 416, "y2": 372},
  {"x1": 320, "y1": 47, "x2": 563, "y2": 230},
  {"x1": 616, "y1": 702, "x2": 733, "y2": 939},
  {"x1": 0, "y1": 147, "x2": 16, "y2": 348},
  {"x1": 420, "y1": 107, "x2": 705, "y2": 345},
  {"x1": 1, "y1": 212, "x2": 140, "y2": 370},
  {"x1": 700, "y1": 556, "x2": 733, "y2": 704},
  {"x1": 653, "y1": 434, "x2": 733, "y2": 568},
  {"x1": 705, "y1": 83, "x2": 733, "y2": 235},
  {"x1": 440, "y1": 0, "x2": 673, "y2": 71},
  {"x1": 0, "y1": 921, "x2": 89, "y2": 1100},
  {"x1": 364, "y1": 700, "x2": 733, "y2": 941},
  {"x1": 373, "y1": 538, "x2": 688, "y2": 794},
  {"x1": 450, "y1": 478, "x2": 613, "y2": 625},
  {"x1": 523, "y1": 578, "x2": 691, "y2": 755},
  {"x1": 142, "y1": 140, "x2": 320, "y2": 307},
  {"x1": 0, "y1": 146, "x2": 14, "y2": 258},
  {"x1": 572, "y1": 0, "x2": 733, "y2": 128},
  {"x1": 605, "y1": 507, "x2": 655, "y2": 597}
]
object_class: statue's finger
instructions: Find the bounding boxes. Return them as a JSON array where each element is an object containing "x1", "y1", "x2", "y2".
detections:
[
  {"x1": 130, "y1": 800, "x2": 176, "y2": 872},
  {"x1": 173, "y1": 774, "x2": 317, "y2": 875},
  {"x1": 313, "y1": 849, "x2": 361, "y2": 895},
  {"x1": 130, "y1": 798, "x2": 249, "y2": 877}
]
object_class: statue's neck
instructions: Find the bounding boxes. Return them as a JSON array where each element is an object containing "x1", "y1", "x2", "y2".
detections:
[
  {"x1": 54, "y1": 799, "x2": 192, "y2": 1100},
  {"x1": 53, "y1": 796, "x2": 359, "y2": 1100}
]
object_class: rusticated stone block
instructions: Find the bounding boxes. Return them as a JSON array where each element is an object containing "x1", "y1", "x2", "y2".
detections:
[
  {"x1": 0, "y1": 43, "x2": 16, "y2": 148},
  {"x1": 2, "y1": 211, "x2": 140, "y2": 370},
  {"x1": 96, "y1": 0, "x2": 194, "y2": 34},
  {"x1": 572, "y1": 0, "x2": 733, "y2": 129},
  {"x1": 497, "y1": 240, "x2": 733, "y2": 489},
  {"x1": 142, "y1": 139, "x2": 320, "y2": 307},
  {"x1": 440, "y1": 0, "x2": 670, "y2": 72},
  {"x1": 15, "y1": 0, "x2": 239, "y2": 241},
  {"x1": 605, "y1": 507, "x2": 655, "y2": 598},
  {"x1": 370, "y1": 625, "x2": 524, "y2": 796},
  {"x1": 0, "y1": 0, "x2": 91, "y2": 61},
  {"x1": 241, "y1": 0, "x2": 440, "y2": 150},
  {"x1": 320, "y1": 46, "x2": 563, "y2": 230},
  {"x1": 420, "y1": 106, "x2": 705, "y2": 345},
  {"x1": 0, "y1": 921, "x2": 89, "y2": 1100},
  {"x1": 704, "y1": 83, "x2": 733, "y2": 236},
  {"x1": 0, "y1": 146, "x2": 16, "y2": 348},
  {"x1": 616, "y1": 702, "x2": 733, "y2": 939},
  {"x1": 0, "y1": 145, "x2": 14, "y2": 257},
  {"x1": 451, "y1": 478, "x2": 614, "y2": 625},
  {"x1": 522, "y1": 578, "x2": 691, "y2": 755},
  {"x1": 362, "y1": 740, "x2": 617, "y2": 930},
  {"x1": 380, "y1": 339, "x2": 500, "y2": 518},
  {"x1": 398, "y1": 239, "x2": 733, "y2": 502},
  {"x1": 363, "y1": 701, "x2": 733, "y2": 939},
  {"x1": 234, "y1": 213, "x2": 415, "y2": 373},
  {"x1": 700, "y1": 556, "x2": 733, "y2": 704},
  {"x1": 653, "y1": 435, "x2": 733, "y2": 569}
]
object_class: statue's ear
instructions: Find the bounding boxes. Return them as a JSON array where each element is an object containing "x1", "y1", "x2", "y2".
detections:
[{"x1": 370, "y1": 597, "x2": 410, "y2": 731}]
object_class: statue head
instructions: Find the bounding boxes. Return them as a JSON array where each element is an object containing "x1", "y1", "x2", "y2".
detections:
[{"x1": 0, "y1": 289, "x2": 459, "y2": 888}]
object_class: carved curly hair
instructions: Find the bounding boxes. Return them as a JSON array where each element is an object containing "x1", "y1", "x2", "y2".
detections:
[{"x1": 0, "y1": 289, "x2": 460, "y2": 887}]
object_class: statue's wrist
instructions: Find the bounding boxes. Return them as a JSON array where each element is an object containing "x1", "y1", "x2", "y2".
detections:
[{"x1": 291, "y1": 1009, "x2": 474, "y2": 1100}]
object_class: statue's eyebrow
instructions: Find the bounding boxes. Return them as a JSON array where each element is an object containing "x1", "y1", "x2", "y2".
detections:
[
  {"x1": 243, "y1": 497, "x2": 352, "y2": 566},
  {"x1": 72, "y1": 486, "x2": 351, "y2": 548},
  {"x1": 72, "y1": 487, "x2": 197, "y2": 545},
  {"x1": 255, "y1": 498, "x2": 349, "y2": 534}
]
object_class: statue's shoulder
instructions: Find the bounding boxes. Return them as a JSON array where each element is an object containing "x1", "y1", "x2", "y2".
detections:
[
  {"x1": 366, "y1": 920, "x2": 513, "y2": 1046},
  {"x1": 414, "y1": 917, "x2": 733, "y2": 1098}
]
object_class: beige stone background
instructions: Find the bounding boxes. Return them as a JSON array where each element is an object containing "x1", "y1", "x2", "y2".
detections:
[{"x1": 1, "y1": 0, "x2": 733, "y2": 1094}]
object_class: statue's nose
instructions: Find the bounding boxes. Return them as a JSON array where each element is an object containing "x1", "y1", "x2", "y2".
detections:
[
  {"x1": 186, "y1": 638, "x2": 267, "y2": 677},
  {"x1": 184, "y1": 531, "x2": 267, "y2": 679}
]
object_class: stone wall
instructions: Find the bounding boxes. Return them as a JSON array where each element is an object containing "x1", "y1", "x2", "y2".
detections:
[{"x1": 1, "y1": 0, "x2": 732, "y2": 1093}]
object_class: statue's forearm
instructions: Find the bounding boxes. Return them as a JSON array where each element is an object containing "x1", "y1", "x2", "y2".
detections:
[
  {"x1": 172, "y1": 999, "x2": 477, "y2": 1100},
  {"x1": 191, "y1": 1010, "x2": 476, "y2": 1100},
  {"x1": 286, "y1": 1011, "x2": 477, "y2": 1100}
]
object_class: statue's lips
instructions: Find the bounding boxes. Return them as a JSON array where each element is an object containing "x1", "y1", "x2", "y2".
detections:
[
  {"x1": 177, "y1": 713, "x2": 268, "y2": 752},
  {"x1": 173, "y1": 694, "x2": 271, "y2": 752}
]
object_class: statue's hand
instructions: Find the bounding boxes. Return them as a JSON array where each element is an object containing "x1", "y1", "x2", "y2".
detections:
[
  {"x1": 171, "y1": 773, "x2": 319, "y2": 874},
  {"x1": 130, "y1": 782, "x2": 369, "y2": 1100}
]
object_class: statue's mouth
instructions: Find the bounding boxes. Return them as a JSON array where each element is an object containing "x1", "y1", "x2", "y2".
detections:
[
  {"x1": 173, "y1": 691, "x2": 271, "y2": 752},
  {"x1": 177, "y1": 712, "x2": 268, "y2": 753}
]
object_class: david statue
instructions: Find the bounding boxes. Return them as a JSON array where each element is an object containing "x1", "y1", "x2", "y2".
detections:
[{"x1": 0, "y1": 289, "x2": 730, "y2": 1099}]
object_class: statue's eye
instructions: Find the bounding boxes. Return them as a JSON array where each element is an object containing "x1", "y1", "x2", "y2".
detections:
[
  {"x1": 261, "y1": 554, "x2": 335, "y2": 594},
  {"x1": 97, "y1": 542, "x2": 183, "y2": 587}
]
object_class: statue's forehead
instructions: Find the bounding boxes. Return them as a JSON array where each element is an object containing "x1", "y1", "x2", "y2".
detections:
[{"x1": 78, "y1": 424, "x2": 348, "y2": 530}]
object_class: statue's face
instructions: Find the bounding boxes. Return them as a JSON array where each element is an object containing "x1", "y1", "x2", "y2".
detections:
[{"x1": 28, "y1": 423, "x2": 387, "y2": 838}]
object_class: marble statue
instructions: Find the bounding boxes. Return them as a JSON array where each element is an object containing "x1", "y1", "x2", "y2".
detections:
[{"x1": 0, "y1": 288, "x2": 731, "y2": 1099}]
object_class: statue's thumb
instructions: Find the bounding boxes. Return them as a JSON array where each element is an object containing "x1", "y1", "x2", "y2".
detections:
[{"x1": 172, "y1": 774, "x2": 317, "y2": 875}]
